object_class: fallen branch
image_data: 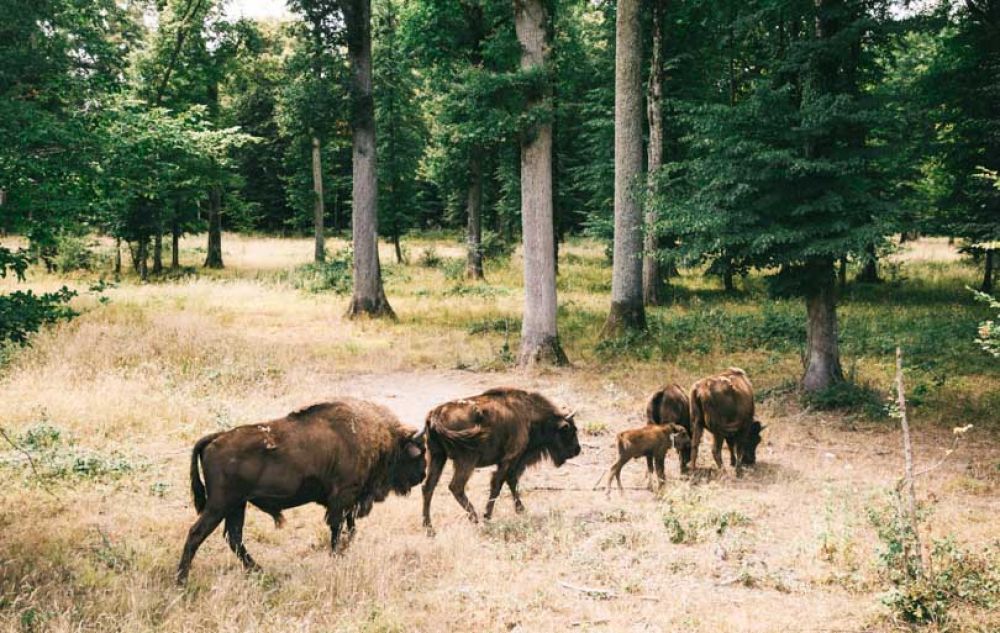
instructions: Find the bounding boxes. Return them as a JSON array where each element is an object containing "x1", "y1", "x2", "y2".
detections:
[{"x1": 558, "y1": 580, "x2": 660, "y2": 602}]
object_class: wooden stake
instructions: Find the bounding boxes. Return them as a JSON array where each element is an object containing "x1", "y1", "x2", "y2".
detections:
[{"x1": 895, "y1": 346, "x2": 923, "y2": 575}]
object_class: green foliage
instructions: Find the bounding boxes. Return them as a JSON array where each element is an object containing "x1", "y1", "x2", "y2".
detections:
[
  {"x1": 1, "y1": 422, "x2": 140, "y2": 484},
  {"x1": 971, "y1": 288, "x2": 1000, "y2": 357},
  {"x1": 868, "y1": 496, "x2": 1000, "y2": 625},
  {"x1": 291, "y1": 247, "x2": 354, "y2": 294},
  {"x1": 0, "y1": 248, "x2": 78, "y2": 346},
  {"x1": 53, "y1": 234, "x2": 95, "y2": 272},
  {"x1": 803, "y1": 381, "x2": 884, "y2": 416}
]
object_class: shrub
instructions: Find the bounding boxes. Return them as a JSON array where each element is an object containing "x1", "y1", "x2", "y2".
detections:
[
  {"x1": 803, "y1": 381, "x2": 884, "y2": 416},
  {"x1": 1, "y1": 422, "x2": 141, "y2": 484},
  {"x1": 418, "y1": 246, "x2": 442, "y2": 268},
  {"x1": 291, "y1": 248, "x2": 353, "y2": 294},
  {"x1": 1, "y1": 247, "x2": 78, "y2": 347},
  {"x1": 440, "y1": 258, "x2": 465, "y2": 281},
  {"x1": 480, "y1": 230, "x2": 514, "y2": 260},
  {"x1": 54, "y1": 233, "x2": 94, "y2": 272}
]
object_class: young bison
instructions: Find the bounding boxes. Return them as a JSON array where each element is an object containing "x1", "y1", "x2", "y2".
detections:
[
  {"x1": 177, "y1": 398, "x2": 426, "y2": 583},
  {"x1": 602, "y1": 423, "x2": 691, "y2": 495}
]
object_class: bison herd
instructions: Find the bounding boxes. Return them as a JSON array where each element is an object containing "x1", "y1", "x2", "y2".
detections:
[{"x1": 178, "y1": 368, "x2": 764, "y2": 582}]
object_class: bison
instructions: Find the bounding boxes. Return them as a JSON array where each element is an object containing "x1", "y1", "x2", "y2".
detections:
[
  {"x1": 421, "y1": 387, "x2": 581, "y2": 532},
  {"x1": 177, "y1": 398, "x2": 426, "y2": 583},
  {"x1": 601, "y1": 423, "x2": 690, "y2": 495},
  {"x1": 646, "y1": 383, "x2": 692, "y2": 472},
  {"x1": 688, "y1": 367, "x2": 764, "y2": 474}
]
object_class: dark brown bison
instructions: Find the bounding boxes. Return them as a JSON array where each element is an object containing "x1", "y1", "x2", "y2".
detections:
[
  {"x1": 421, "y1": 387, "x2": 581, "y2": 532},
  {"x1": 600, "y1": 423, "x2": 690, "y2": 494},
  {"x1": 646, "y1": 384, "x2": 692, "y2": 472},
  {"x1": 689, "y1": 367, "x2": 764, "y2": 474},
  {"x1": 177, "y1": 398, "x2": 426, "y2": 583}
]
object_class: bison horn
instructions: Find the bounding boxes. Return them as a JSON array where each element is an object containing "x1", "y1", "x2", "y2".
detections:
[
  {"x1": 412, "y1": 426, "x2": 426, "y2": 442},
  {"x1": 565, "y1": 409, "x2": 577, "y2": 421}
]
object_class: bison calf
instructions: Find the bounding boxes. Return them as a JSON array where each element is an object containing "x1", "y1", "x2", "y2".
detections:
[
  {"x1": 602, "y1": 424, "x2": 690, "y2": 494},
  {"x1": 422, "y1": 387, "x2": 581, "y2": 532},
  {"x1": 177, "y1": 398, "x2": 426, "y2": 583}
]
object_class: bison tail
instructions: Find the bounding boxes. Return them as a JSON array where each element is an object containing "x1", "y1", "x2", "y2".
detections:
[
  {"x1": 190, "y1": 432, "x2": 222, "y2": 514},
  {"x1": 689, "y1": 387, "x2": 704, "y2": 429},
  {"x1": 646, "y1": 390, "x2": 665, "y2": 425}
]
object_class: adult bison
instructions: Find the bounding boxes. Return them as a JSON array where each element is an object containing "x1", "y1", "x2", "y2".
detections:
[
  {"x1": 646, "y1": 383, "x2": 691, "y2": 472},
  {"x1": 422, "y1": 387, "x2": 581, "y2": 532},
  {"x1": 688, "y1": 367, "x2": 764, "y2": 475},
  {"x1": 177, "y1": 398, "x2": 426, "y2": 583}
]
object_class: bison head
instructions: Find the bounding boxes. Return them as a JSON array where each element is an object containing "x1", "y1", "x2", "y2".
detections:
[
  {"x1": 391, "y1": 428, "x2": 427, "y2": 494},
  {"x1": 739, "y1": 419, "x2": 765, "y2": 466},
  {"x1": 668, "y1": 425, "x2": 692, "y2": 473},
  {"x1": 547, "y1": 410, "x2": 582, "y2": 466}
]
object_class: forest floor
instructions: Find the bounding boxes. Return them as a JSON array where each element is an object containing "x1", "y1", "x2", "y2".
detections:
[{"x1": 0, "y1": 234, "x2": 998, "y2": 632}]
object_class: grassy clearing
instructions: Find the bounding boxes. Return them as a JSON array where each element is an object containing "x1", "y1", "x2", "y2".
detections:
[{"x1": 0, "y1": 233, "x2": 997, "y2": 632}]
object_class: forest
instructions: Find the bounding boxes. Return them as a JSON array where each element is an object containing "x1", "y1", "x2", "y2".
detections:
[{"x1": 1, "y1": 0, "x2": 999, "y2": 632}]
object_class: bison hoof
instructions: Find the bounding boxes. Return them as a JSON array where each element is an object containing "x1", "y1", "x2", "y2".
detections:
[
  {"x1": 514, "y1": 503, "x2": 526, "y2": 514},
  {"x1": 424, "y1": 525, "x2": 436, "y2": 538}
]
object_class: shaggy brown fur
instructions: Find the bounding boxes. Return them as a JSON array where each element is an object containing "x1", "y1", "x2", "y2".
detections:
[
  {"x1": 645, "y1": 384, "x2": 692, "y2": 471},
  {"x1": 601, "y1": 424, "x2": 690, "y2": 494},
  {"x1": 177, "y1": 398, "x2": 426, "y2": 583},
  {"x1": 422, "y1": 387, "x2": 581, "y2": 532},
  {"x1": 689, "y1": 367, "x2": 764, "y2": 474}
]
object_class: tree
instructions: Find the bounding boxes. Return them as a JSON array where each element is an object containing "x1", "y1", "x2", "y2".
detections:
[
  {"x1": 514, "y1": 0, "x2": 567, "y2": 366},
  {"x1": 643, "y1": 0, "x2": 668, "y2": 305},
  {"x1": 653, "y1": 0, "x2": 891, "y2": 392},
  {"x1": 602, "y1": 0, "x2": 646, "y2": 336},
  {"x1": 917, "y1": 1, "x2": 1000, "y2": 292},
  {"x1": 344, "y1": 0, "x2": 395, "y2": 318}
]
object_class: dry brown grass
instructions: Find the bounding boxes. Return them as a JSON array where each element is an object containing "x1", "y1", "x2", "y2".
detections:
[{"x1": 1, "y1": 234, "x2": 998, "y2": 632}]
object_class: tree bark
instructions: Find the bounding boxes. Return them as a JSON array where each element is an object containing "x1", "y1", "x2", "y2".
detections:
[
  {"x1": 643, "y1": 0, "x2": 667, "y2": 306},
  {"x1": 204, "y1": 185, "x2": 224, "y2": 268},
  {"x1": 983, "y1": 248, "x2": 995, "y2": 293},
  {"x1": 466, "y1": 153, "x2": 485, "y2": 280},
  {"x1": 838, "y1": 255, "x2": 848, "y2": 288},
  {"x1": 171, "y1": 215, "x2": 180, "y2": 269},
  {"x1": 858, "y1": 243, "x2": 880, "y2": 283},
  {"x1": 137, "y1": 237, "x2": 149, "y2": 282},
  {"x1": 514, "y1": 0, "x2": 567, "y2": 366},
  {"x1": 114, "y1": 236, "x2": 122, "y2": 278},
  {"x1": 802, "y1": 259, "x2": 845, "y2": 392},
  {"x1": 312, "y1": 134, "x2": 326, "y2": 263},
  {"x1": 603, "y1": 0, "x2": 646, "y2": 336},
  {"x1": 344, "y1": 0, "x2": 394, "y2": 318},
  {"x1": 153, "y1": 230, "x2": 163, "y2": 274}
]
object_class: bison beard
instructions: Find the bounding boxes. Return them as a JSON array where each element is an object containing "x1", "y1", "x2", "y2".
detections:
[
  {"x1": 176, "y1": 398, "x2": 426, "y2": 583},
  {"x1": 421, "y1": 388, "x2": 581, "y2": 533}
]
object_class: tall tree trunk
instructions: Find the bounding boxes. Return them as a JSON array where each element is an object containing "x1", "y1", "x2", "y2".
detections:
[
  {"x1": 153, "y1": 230, "x2": 163, "y2": 274},
  {"x1": 858, "y1": 243, "x2": 880, "y2": 283},
  {"x1": 204, "y1": 186, "x2": 224, "y2": 268},
  {"x1": 722, "y1": 262, "x2": 735, "y2": 293},
  {"x1": 171, "y1": 212, "x2": 181, "y2": 269},
  {"x1": 114, "y1": 236, "x2": 122, "y2": 278},
  {"x1": 838, "y1": 255, "x2": 848, "y2": 288},
  {"x1": 515, "y1": 0, "x2": 567, "y2": 366},
  {"x1": 802, "y1": 259, "x2": 845, "y2": 392},
  {"x1": 344, "y1": 0, "x2": 394, "y2": 318},
  {"x1": 643, "y1": 0, "x2": 667, "y2": 306},
  {"x1": 137, "y1": 237, "x2": 149, "y2": 282},
  {"x1": 983, "y1": 248, "x2": 995, "y2": 293},
  {"x1": 603, "y1": 0, "x2": 646, "y2": 336},
  {"x1": 312, "y1": 135, "x2": 326, "y2": 263},
  {"x1": 466, "y1": 153, "x2": 485, "y2": 280}
]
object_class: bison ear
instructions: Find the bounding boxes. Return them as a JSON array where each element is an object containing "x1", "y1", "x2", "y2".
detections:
[
  {"x1": 558, "y1": 418, "x2": 572, "y2": 431},
  {"x1": 405, "y1": 441, "x2": 422, "y2": 458}
]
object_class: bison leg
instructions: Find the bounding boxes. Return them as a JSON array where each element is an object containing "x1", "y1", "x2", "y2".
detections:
[
  {"x1": 654, "y1": 450, "x2": 667, "y2": 489},
  {"x1": 484, "y1": 461, "x2": 514, "y2": 521},
  {"x1": 725, "y1": 437, "x2": 737, "y2": 467},
  {"x1": 605, "y1": 458, "x2": 628, "y2": 496},
  {"x1": 505, "y1": 462, "x2": 528, "y2": 514},
  {"x1": 422, "y1": 449, "x2": 447, "y2": 532},
  {"x1": 448, "y1": 458, "x2": 479, "y2": 523},
  {"x1": 645, "y1": 455, "x2": 655, "y2": 489},
  {"x1": 177, "y1": 508, "x2": 225, "y2": 584},
  {"x1": 711, "y1": 434, "x2": 725, "y2": 469},
  {"x1": 688, "y1": 423, "x2": 704, "y2": 472},
  {"x1": 224, "y1": 504, "x2": 260, "y2": 572}
]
